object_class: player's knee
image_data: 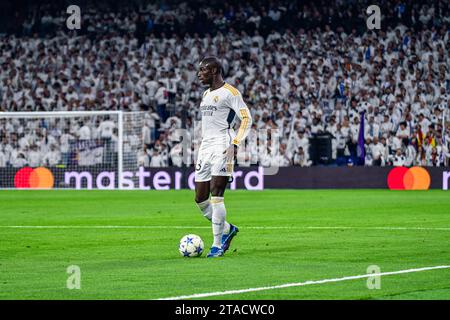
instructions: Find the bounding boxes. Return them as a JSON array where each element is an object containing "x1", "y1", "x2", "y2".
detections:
[
  {"x1": 210, "y1": 179, "x2": 227, "y2": 197},
  {"x1": 210, "y1": 188, "x2": 225, "y2": 197},
  {"x1": 195, "y1": 195, "x2": 209, "y2": 203}
]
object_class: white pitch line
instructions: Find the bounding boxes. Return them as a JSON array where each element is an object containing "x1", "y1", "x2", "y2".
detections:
[
  {"x1": 1, "y1": 225, "x2": 450, "y2": 231},
  {"x1": 158, "y1": 265, "x2": 450, "y2": 300}
]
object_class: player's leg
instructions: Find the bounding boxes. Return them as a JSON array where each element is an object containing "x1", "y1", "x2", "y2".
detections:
[
  {"x1": 210, "y1": 175, "x2": 239, "y2": 253},
  {"x1": 195, "y1": 181, "x2": 212, "y2": 221},
  {"x1": 194, "y1": 151, "x2": 231, "y2": 228},
  {"x1": 195, "y1": 177, "x2": 233, "y2": 255},
  {"x1": 194, "y1": 149, "x2": 213, "y2": 220},
  {"x1": 204, "y1": 146, "x2": 238, "y2": 257},
  {"x1": 209, "y1": 176, "x2": 231, "y2": 234},
  {"x1": 206, "y1": 175, "x2": 229, "y2": 257},
  {"x1": 195, "y1": 150, "x2": 224, "y2": 257}
]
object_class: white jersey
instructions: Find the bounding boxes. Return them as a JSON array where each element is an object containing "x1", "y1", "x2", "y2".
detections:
[
  {"x1": 195, "y1": 83, "x2": 252, "y2": 182},
  {"x1": 199, "y1": 83, "x2": 252, "y2": 147},
  {"x1": 98, "y1": 120, "x2": 115, "y2": 138}
]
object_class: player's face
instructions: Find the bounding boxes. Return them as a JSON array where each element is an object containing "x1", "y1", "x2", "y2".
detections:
[{"x1": 197, "y1": 63, "x2": 213, "y2": 86}]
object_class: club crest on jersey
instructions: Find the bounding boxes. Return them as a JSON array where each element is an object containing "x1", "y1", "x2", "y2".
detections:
[{"x1": 213, "y1": 96, "x2": 219, "y2": 103}]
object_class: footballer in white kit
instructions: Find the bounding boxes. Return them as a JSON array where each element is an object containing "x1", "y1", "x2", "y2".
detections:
[
  {"x1": 196, "y1": 82, "x2": 251, "y2": 181},
  {"x1": 194, "y1": 56, "x2": 252, "y2": 258}
]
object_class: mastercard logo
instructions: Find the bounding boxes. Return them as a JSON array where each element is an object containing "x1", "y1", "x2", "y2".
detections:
[
  {"x1": 387, "y1": 166, "x2": 430, "y2": 190},
  {"x1": 14, "y1": 167, "x2": 54, "y2": 189}
]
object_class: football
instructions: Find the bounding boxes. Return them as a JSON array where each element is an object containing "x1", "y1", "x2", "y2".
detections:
[{"x1": 179, "y1": 234, "x2": 204, "y2": 257}]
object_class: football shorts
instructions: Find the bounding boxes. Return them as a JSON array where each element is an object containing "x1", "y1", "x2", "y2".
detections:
[{"x1": 194, "y1": 144, "x2": 233, "y2": 182}]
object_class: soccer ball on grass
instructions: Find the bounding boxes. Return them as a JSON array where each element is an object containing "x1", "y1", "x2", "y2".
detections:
[{"x1": 179, "y1": 234, "x2": 204, "y2": 257}]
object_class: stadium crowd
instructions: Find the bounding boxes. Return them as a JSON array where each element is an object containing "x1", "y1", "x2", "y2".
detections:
[{"x1": 0, "y1": 0, "x2": 449, "y2": 168}]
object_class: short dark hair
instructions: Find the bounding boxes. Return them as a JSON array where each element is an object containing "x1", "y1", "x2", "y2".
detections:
[{"x1": 200, "y1": 56, "x2": 223, "y2": 75}]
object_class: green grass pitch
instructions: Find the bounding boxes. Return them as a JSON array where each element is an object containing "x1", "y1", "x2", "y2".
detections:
[{"x1": 0, "y1": 189, "x2": 449, "y2": 300}]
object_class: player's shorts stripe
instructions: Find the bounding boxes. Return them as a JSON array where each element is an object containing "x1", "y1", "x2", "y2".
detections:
[{"x1": 226, "y1": 162, "x2": 234, "y2": 173}]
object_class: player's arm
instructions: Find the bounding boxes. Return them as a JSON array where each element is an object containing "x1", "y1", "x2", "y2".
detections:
[
  {"x1": 232, "y1": 108, "x2": 252, "y2": 147},
  {"x1": 230, "y1": 95, "x2": 252, "y2": 147}
]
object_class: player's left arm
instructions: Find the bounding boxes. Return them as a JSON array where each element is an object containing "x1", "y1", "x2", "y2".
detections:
[
  {"x1": 230, "y1": 93, "x2": 253, "y2": 147},
  {"x1": 224, "y1": 91, "x2": 253, "y2": 160}
]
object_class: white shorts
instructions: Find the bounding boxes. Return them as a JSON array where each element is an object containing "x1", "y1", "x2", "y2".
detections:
[{"x1": 195, "y1": 143, "x2": 233, "y2": 182}]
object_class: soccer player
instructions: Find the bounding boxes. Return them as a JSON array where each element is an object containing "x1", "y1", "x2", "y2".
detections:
[{"x1": 195, "y1": 56, "x2": 252, "y2": 258}]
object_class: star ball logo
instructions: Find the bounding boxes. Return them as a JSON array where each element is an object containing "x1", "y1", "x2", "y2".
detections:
[
  {"x1": 387, "y1": 166, "x2": 431, "y2": 190},
  {"x1": 14, "y1": 167, "x2": 54, "y2": 189}
]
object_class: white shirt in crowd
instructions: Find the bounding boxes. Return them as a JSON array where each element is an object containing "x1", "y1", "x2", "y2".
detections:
[
  {"x1": 43, "y1": 149, "x2": 61, "y2": 166},
  {"x1": 12, "y1": 155, "x2": 27, "y2": 168},
  {"x1": 365, "y1": 122, "x2": 380, "y2": 139},
  {"x1": 27, "y1": 149, "x2": 41, "y2": 167},
  {"x1": 170, "y1": 143, "x2": 183, "y2": 167},
  {"x1": 393, "y1": 153, "x2": 406, "y2": 166},
  {"x1": 405, "y1": 145, "x2": 417, "y2": 166},
  {"x1": 293, "y1": 150, "x2": 312, "y2": 167},
  {"x1": 137, "y1": 150, "x2": 150, "y2": 167},
  {"x1": 98, "y1": 120, "x2": 115, "y2": 139},
  {"x1": 369, "y1": 142, "x2": 385, "y2": 160},
  {"x1": 60, "y1": 133, "x2": 74, "y2": 153},
  {"x1": 0, "y1": 150, "x2": 7, "y2": 167},
  {"x1": 149, "y1": 152, "x2": 165, "y2": 167},
  {"x1": 78, "y1": 125, "x2": 91, "y2": 140},
  {"x1": 269, "y1": 149, "x2": 291, "y2": 167}
]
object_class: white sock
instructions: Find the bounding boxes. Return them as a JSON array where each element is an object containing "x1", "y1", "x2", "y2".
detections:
[
  {"x1": 197, "y1": 199, "x2": 231, "y2": 234},
  {"x1": 223, "y1": 220, "x2": 230, "y2": 235},
  {"x1": 211, "y1": 196, "x2": 227, "y2": 248}
]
